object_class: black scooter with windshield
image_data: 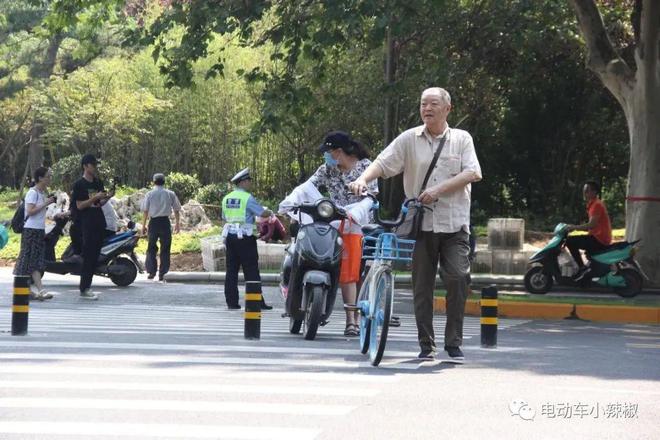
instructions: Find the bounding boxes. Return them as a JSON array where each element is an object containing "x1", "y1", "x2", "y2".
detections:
[{"x1": 280, "y1": 198, "x2": 348, "y2": 340}]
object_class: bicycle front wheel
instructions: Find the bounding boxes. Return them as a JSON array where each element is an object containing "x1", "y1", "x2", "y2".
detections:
[
  {"x1": 368, "y1": 268, "x2": 393, "y2": 366},
  {"x1": 357, "y1": 273, "x2": 371, "y2": 354}
]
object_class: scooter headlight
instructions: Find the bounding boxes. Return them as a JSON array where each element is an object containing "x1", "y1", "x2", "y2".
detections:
[{"x1": 317, "y1": 201, "x2": 335, "y2": 218}]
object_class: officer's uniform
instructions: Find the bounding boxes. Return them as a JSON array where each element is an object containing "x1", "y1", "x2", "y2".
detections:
[{"x1": 221, "y1": 168, "x2": 270, "y2": 310}]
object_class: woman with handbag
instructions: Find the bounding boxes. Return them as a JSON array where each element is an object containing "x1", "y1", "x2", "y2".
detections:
[{"x1": 307, "y1": 130, "x2": 379, "y2": 336}]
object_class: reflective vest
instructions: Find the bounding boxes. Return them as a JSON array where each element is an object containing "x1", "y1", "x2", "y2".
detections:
[{"x1": 222, "y1": 190, "x2": 254, "y2": 237}]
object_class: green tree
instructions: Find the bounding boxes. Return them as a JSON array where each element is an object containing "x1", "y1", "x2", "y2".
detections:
[{"x1": 568, "y1": 0, "x2": 660, "y2": 283}]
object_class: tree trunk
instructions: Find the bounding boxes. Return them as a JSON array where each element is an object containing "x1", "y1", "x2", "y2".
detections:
[
  {"x1": 624, "y1": 47, "x2": 660, "y2": 285},
  {"x1": 27, "y1": 32, "x2": 63, "y2": 177},
  {"x1": 28, "y1": 121, "x2": 44, "y2": 175},
  {"x1": 380, "y1": 25, "x2": 405, "y2": 215},
  {"x1": 569, "y1": 0, "x2": 660, "y2": 285}
]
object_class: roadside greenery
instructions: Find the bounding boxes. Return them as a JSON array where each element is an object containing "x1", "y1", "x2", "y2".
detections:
[{"x1": 0, "y1": 0, "x2": 632, "y2": 233}]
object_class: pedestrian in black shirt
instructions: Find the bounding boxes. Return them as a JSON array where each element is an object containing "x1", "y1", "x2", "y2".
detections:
[{"x1": 72, "y1": 154, "x2": 113, "y2": 300}]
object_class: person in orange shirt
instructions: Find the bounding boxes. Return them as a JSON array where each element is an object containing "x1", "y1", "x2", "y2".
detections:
[{"x1": 565, "y1": 181, "x2": 612, "y2": 277}]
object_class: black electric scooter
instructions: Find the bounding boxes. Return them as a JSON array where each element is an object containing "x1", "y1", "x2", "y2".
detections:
[
  {"x1": 280, "y1": 198, "x2": 348, "y2": 340},
  {"x1": 44, "y1": 213, "x2": 144, "y2": 287}
]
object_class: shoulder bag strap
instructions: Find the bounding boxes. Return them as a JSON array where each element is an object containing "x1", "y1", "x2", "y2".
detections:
[{"x1": 419, "y1": 129, "x2": 449, "y2": 194}]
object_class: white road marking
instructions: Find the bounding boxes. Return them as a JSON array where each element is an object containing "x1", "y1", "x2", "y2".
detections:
[
  {"x1": 0, "y1": 421, "x2": 319, "y2": 440},
  {"x1": 0, "y1": 397, "x2": 354, "y2": 416},
  {"x1": 0, "y1": 380, "x2": 377, "y2": 397}
]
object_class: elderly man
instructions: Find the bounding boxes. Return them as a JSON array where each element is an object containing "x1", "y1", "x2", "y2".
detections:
[
  {"x1": 350, "y1": 87, "x2": 482, "y2": 363},
  {"x1": 142, "y1": 173, "x2": 182, "y2": 281}
]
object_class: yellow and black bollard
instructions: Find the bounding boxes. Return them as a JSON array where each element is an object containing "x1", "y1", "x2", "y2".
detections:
[
  {"x1": 480, "y1": 285, "x2": 498, "y2": 348},
  {"x1": 244, "y1": 281, "x2": 262, "y2": 340},
  {"x1": 12, "y1": 276, "x2": 31, "y2": 336}
]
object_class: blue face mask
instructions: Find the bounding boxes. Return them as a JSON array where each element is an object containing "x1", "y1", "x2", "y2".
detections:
[{"x1": 323, "y1": 151, "x2": 338, "y2": 167}]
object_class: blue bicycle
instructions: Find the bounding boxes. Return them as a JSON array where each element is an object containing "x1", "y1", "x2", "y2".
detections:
[{"x1": 354, "y1": 197, "x2": 421, "y2": 366}]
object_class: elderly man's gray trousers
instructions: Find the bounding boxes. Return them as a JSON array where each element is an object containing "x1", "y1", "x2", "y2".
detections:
[{"x1": 412, "y1": 229, "x2": 471, "y2": 351}]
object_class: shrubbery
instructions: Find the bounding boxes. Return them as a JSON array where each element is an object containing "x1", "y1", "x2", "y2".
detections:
[
  {"x1": 196, "y1": 183, "x2": 225, "y2": 219},
  {"x1": 167, "y1": 172, "x2": 200, "y2": 204},
  {"x1": 51, "y1": 154, "x2": 116, "y2": 192}
]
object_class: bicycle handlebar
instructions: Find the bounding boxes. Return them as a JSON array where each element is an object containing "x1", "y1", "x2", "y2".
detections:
[{"x1": 363, "y1": 192, "x2": 427, "y2": 230}]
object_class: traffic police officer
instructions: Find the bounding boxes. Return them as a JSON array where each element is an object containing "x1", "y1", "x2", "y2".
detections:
[{"x1": 222, "y1": 168, "x2": 273, "y2": 310}]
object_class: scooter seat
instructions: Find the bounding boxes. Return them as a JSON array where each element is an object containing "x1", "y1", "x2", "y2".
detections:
[
  {"x1": 591, "y1": 240, "x2": 639, "y2": 256},
  {"x1": 104, "y1": 231, "x2": 134, "y2": 245}
]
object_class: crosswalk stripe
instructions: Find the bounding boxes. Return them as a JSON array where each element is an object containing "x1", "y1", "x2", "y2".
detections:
[
  {"x1": 0, "y1": 320, "x2": 502, "y2": 331},
  {"x1": 0, "y1": 321, "x2": 425, "y2": 330},
  {"x1": 0, "y1": 380, "x2": 378, "y2": 397},
  {"x1": 4, "y1": 310, "x2": 528, "y2": 321},
  {"x1": 0, "y1": 328, "x2": 443, "y2": 341},
  {"x1": 0, "y1": 366, "x2": 399, "y2": 383},
  {"x1": 0, "y1": 340, "x2": 419, "y2": 358},
  {"x1": 0, "y1": 421, "x2": 319, "y2": 440},
  {"x1": 0, "y1": 352, "x2": 422, "y2": 370},
  {"x1": 0, "y1": 397, "x2": 354, "y2": 416}
]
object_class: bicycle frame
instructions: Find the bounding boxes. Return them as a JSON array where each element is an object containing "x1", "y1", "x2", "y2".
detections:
[{"x1": 358, "y1": 231, "x2": 415, "y2": 366}]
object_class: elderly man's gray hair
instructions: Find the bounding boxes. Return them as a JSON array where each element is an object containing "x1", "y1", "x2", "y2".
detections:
[
  {"x1": 153, "y1": 173, "x2": 166, "y2": 185},
  {"x1": 421, "y1": 87, "x2": 451, "y2": 106}
]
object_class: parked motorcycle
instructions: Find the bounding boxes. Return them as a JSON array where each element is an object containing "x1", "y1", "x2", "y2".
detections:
[
  {"x1": 43, "y1": 213, "x2": 144, "y2": 287},
  {"x1": 279, "y1": 198, "x2": 348, "y2": 340},
  {"x1": 524, "y1": 223, "x2": 645, "y2": 298}
]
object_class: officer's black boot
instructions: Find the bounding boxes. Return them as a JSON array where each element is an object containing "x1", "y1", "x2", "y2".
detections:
[{"x1": 260, "y1": 300, "x2": 273, "y2": 310}]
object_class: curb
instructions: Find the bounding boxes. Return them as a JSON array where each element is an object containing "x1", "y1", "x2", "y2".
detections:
[
  {"x1": 433, "y1": 297, "x2": 660, "y2": 325},
  {"x1": 164, "y1": 271, "x2": 525, "y2": 288}
]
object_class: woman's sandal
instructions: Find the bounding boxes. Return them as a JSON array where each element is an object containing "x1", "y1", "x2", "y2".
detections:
[{"x1": 344, "y1": 323, "x2": 359, "y2": 337}]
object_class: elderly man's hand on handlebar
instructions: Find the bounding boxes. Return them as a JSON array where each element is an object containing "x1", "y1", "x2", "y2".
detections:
[{"x1": 348, "y1": 178, "x2": 368, "y2": 195}]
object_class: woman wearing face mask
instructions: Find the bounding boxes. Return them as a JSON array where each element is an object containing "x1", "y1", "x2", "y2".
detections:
[
  {"x1": 13, "y1": 167, "x2": 57, "y2": 301},
  {"x1": 308, "y1": 131, "x2": 378, "y2": 336}
]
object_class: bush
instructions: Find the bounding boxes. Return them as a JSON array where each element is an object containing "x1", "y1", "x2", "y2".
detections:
[
  {"x1": 167, "y1": 172, "x2": 200, "y2": 204},
  {"x1": 196, "y1": 183, "x2": 224, "y2": 219},
  {"x1": 113, "y1": 185, "x2": 138, "y2": 199},
  {"x1": 602, "y1": 177, "x2": 627, "y2": 228},
  {"x1": 51, "y1": 154, "x2": 116, "y2": 192},
  {"x1": 0, "y1": 187, "x2": 20, "y2": 203},
  {"x1": 135, "y1": 226, "x2": 221, "y2": 255}
]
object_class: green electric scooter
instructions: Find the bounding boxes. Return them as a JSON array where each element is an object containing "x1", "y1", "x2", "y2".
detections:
[{"x1": 524, "y1": 223, "x2": 646, "y2": 298}]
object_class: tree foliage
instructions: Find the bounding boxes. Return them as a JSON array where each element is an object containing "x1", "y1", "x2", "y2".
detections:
[{"x1": 0, "y1": 0, "x2": 634, "y2": 231}]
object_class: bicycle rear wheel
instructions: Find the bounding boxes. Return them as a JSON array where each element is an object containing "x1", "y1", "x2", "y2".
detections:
[{"x1": 368, "y1": 268, "x2": 393, "y2": 366}]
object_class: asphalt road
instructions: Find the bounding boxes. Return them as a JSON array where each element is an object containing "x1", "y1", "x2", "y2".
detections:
[{"x1": 0, "y1": 268, "x2": 658, "y2": 440}]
